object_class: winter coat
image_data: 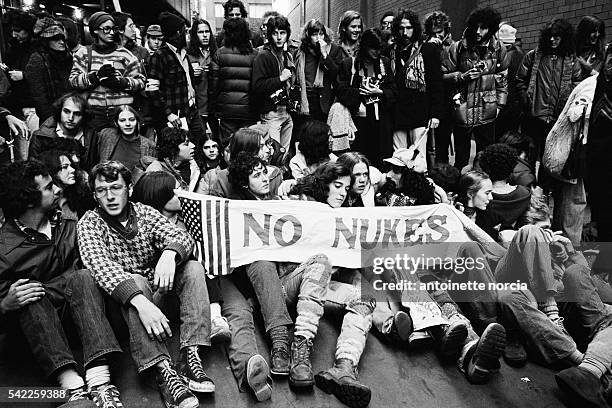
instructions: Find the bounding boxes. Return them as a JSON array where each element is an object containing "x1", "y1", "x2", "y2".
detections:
[
  {"x1": 251, "y1": 46, "x2": 295, "y2": 115},
  {"x1": 5, "y1": 40, "x2": 36, "y2": 112},
  {"x1": 443, "y1": 37, "x2": 508, "y2": 127},
  {"x1": 210, "y1": 46, "x2": 258, "y2": 121},
  {"x1": 516, "y1": 49, "x2": 582, "y2": 123},
  {"x1": 96, "y1": 127, "x2": 156, "y2": 166}
]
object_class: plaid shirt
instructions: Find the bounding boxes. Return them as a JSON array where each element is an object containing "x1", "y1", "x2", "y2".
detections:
[{"x1": 147, "y1": 44, "x2": 199, "y2": 117}]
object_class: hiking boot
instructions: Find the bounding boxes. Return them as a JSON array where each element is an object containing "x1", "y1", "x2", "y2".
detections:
[
  {"x1": 408, "y1": 330, "x2": 434, "y2": 349},
  {"x1": 555, "y1": 366, "x2": 611, "y2": 408},
  {"x1": 90, "y1": 384, "x2": 123, "y2": 408},
  {"x1": 463, "y1": 323, "x2": 506, "y2": 384},
  {"x1": 269, "y1": 325, "x2": 290, "y2": 376},
  {"x1": 59, "y1": 388, "x2": 95, "y2": 408},
  {"x1": 177, "y1": 346, "x2": 215, "y2": 393},
  {"x1": 246, "y1": 354, "x2": 272, "y2": 402},
  {"x1": 315, "y1": 358, "x2": 371, "y2": 408},
  {"x1": 387, "y1": 311, "x2": 413, "y2": 344},
  {"x1": 290, "y1": 335, "x2": 314, "y2": 388},
  {"x1": 503, "y1": 338, "x2": 527, "y2": 368},
  {"x1": 438, "y1": 321, "x2": 468, "y2": 359},
  {"x1": 210, "y1": 316, "x2": 231, "y2": 343},
  {"x1": 157, "y1": 363, "x2": 199, "y2": 408}
]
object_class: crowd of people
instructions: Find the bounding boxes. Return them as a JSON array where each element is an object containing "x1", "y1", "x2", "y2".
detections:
[{"x1": 1, "y1": 0, "x2": 612, "y2": 407}]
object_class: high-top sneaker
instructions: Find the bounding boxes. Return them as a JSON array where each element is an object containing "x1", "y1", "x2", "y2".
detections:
[
  {"x1": 315, "y1": 358, "x2": 371, "y2": 408},
  {"x1": 59, "y1": 388, "x2": 95, "y2": 408},
  {"x1": 177, "y1": 346, "x2": 215, "y2": 393},
  {"x1": 90, "y1": 384, "x2": 124, "y2": 408},
  {"x1": 157, "y1": 362, "x2": 199, "y2": 408},
  {"x1": 289, "y1": 335, "x2": 314, "y2": 387},
  {"x1": 269, "y1": 325, "x2": 290, "y2": 376}
]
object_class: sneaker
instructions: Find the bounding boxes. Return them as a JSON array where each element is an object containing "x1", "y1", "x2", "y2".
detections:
[
  {"x1": 246, "y1": 354, "x2": 272, "y2": 402},
  {"x1": 503, "y1": 338, "x2": 527, "y2": 368},
  {"x1": 555, "y1": 366, "x2": 611, "y2": 408},
  {"x1": 157, "y1": 363, "x2": 199, "y2": 408},
  {"x1": 59, "y1": 389, "x2": 95, "y2": 408},
  {"x1": 387, "y1": 311, "x2": 413, "y2": 344},
  {"x1": 210, "y1": 316, "x2": 231, "y2": 343},
  {"x1": 90, "y1": 384, "x2": 123, "y2": 408},
  {"x1": 290, "y1": 335, "x2": 314, "y2": 388},
  {"x1": 464, "y1": 323, "x2": 506, "y2": 384},
  {"x1": 552, "y1": 316, "x2": 567, "y2": 332},
  {"x1": 315, "y1": 358, "x2": 371, "y2": 408},
  {"x1": 408, "y1": 330, "x2": 434, "y2": 349},
  {"x1": 438, "y1": 321, "x2": 468, "y2": 359},
  {"x1": 177, "y1": 346, "x2": 215, "y2": 393},
  {"x1": 269, "y1": 325, "x2": 290, "y2": 376}
]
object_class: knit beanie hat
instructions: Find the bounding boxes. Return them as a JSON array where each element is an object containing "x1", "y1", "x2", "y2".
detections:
[
  {"x1": 33, "y1": 17, "x2": 66, "y2": 39},
  {"x1": 88, "y1": 11, "x2": 114, "y2": 33},
  {"x1": 159, "y1": 12, "x2": 184, "y2": 37},
  {"x1": 498, "y1": 23, "x2": 517, "y2": 45}
]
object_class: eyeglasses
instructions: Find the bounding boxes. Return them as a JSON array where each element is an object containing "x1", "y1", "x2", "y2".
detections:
[
  {"x1": 99, "y1": 26, "x2": 119, "y2": 34},
  {"x1": 94, "y1": 184, "x2": 125, "y2": 197},
  {"x1": 381, "y1": 22, "x2": 393, "y2": 28}
]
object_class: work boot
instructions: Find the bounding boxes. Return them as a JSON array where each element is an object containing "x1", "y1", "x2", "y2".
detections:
[
  {"x1": 463, "y1": 323, "x2": 506, "y2": 384},
  {"x1": 315, "y1": 358, "x2": 371, "y2": 408},
  {"x1": 269, "y1": 325, "x2": 290, "y2": 376},
  {"x1": 289, "y1": 335, "x2": 314, "y2": 387},
  {"x1": 438, "y1": 320, "x2": 468, "y2": 359},
  {"x1": 555, "y1": 366, "x2": 611, "y2": 408}
]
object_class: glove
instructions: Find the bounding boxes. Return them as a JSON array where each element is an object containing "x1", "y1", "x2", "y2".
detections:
[
  {"x1": 104, "y1": 75, "x2": 129, "y2": 91},
  {"x1": 87, "y1": 71, "x2": 100, "y2": 86},
  {"x1": 97, "y1": 64, "x2": 117, "y2": 80}
]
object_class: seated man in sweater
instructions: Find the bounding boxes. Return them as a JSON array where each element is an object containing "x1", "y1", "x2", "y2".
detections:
[
  {"x1": 77, "y1": 161, "x2": 214, "y2": 408},
  {"x1": 0, "y1": 160, "x2": 123, "y2": 408}
]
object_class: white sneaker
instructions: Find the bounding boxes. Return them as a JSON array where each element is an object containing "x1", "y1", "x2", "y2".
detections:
[{"x1": 211, "y1": 316, "x2": 231, "y2": 343}]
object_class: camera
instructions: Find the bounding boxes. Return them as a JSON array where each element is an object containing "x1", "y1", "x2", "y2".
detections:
[{"x1": 474, "y1": 61, "x2": 487, "y2": 72}]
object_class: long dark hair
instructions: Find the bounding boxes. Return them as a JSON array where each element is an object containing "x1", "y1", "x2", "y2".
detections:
[
  {"x1": 464, "y1": 7, "x2": 501, "y2": 49},
  {"x1": 290, "y1": 162, "x2": 350, "y2": 204},
  {"x1": 223, "y1": 18, "x2": 253, "y2": 54},
  {"x1": 187, "y1": 18, "x2": 217, "y2": 56},
  {"x1": 392, "y1": 9, "x2": 422, "y2": 43},
  {"x1": 131, "y1": 171, "x2": 177, "y2": 213},
  {"x1": 538, "y1": 18, "x2": 575, "y2": 57},
  {"x1": 298, "y1": 120, "x2": 331, "y2": 166},
  {"x1": 576, "y1": 16, "x2": 605, "y2": 60}
]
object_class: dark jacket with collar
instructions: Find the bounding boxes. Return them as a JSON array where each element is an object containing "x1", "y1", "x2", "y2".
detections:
[
  {"x1": 251, "y1": 45, "x2": 295, "y2": 115},
  {"x1": 29, "y1": 116, "x2": 99, "y2": 171}
]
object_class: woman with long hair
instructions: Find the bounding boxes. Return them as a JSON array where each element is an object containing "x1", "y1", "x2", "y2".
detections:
[
  {"x1": 289, "y1": 120, "x2": 335, "y2": 179},
  {"x1": 337, "y1": 151, "x2": 384, "y2": 207},
  {"x1": 457, "y1": 170, "x2": 493, "y2": 223},
  {"x1": 337, "y1": 10, "x2": 362, "y2": 59},
  {"x1": 187, "y1": 18, "x2": 219, "y2": 139},
  {"x1": 575, "y1": 15, "x2": 606, "y2": 77}
]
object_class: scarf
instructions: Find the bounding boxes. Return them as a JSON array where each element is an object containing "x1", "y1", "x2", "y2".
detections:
[
  {"x1": 295, "y1": 44, "x2": 329, "y2": 115},
  {"x1": 390, "y1": 42, "x2": 426, "y2": 92}
]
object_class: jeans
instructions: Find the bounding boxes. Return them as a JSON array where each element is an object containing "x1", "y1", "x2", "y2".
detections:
[
  {"x1": 117, "y1": 261, "x2": 211, "y2": 372},
  {"x1": 551, "y1": 178, "x2": 587, "y2": 246},
  {"x1": 453, "y1": 122, "x2": 495, "y2": 171},
  {"x1": 16, "y1": 269, "x2": 121, "y2": 377},
  {"x1": 220, "y1": 276, "x2": 260, "y2": 391},
  {"x1": 245, "y1": 261, "x2": 293, "y2": 333},
  {"x1": 16, "y1": 107, "x2": 39, "y2": 160},
  {"x1": 434, "y1": 115, "x2": 454, "y2": 164},
  {"x1": 261, "y1": 106, "x2": 293, "y2": 161},
  {"x1": 279, "y1": 254, "x2": 332, "y2": 340}
]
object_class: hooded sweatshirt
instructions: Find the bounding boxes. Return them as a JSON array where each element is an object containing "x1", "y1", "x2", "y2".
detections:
[{"x1": 477, "y1": 185, "x2": 531, "y2": 240}]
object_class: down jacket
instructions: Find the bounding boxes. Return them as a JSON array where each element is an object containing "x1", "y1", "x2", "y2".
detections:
[
  {"x1": 443, "y1": 37, "x2": 508, "y2": 127},
  {"x1": 210, "y1": 46, "x2": 258, "y2": 121}
]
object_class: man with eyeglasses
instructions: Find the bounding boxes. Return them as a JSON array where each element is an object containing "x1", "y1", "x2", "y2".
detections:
[
  {"x1": 69, "y1": 12, "x2": 146, "y2": 131},
  {"x1": 0, "y1": 160, "x2": 124, "y2": 408},
  {"x1": 77, "y1": 160, "x2": 215, "y2": 408}
]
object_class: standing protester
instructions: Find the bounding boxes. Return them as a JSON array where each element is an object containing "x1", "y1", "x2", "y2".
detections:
[
  {"x1": 258, "y1": 11, "x2": 281, "y2": 50},
  {"x1": 147, "y1": 12, "x2": 206, "y2": 159},
  {"x1": 337, "y1": 11, "x2": 362, "y2": 59},
  {"x1": 495, "y1": 23, "x2": 525, "y2": 137},
  {"x1": 216, "y1": 0, "x2": 264, "y2": 48},
  {"x1": 387, "y1": 9, "x2": 443, "y2": 165},
  {"x1": 69, "y1": 12, "x2": 146, "y2": 131},
  {"x1": 426, "y1": 11, "x2": 455, "y2": 165},
  {"x1": 77, "y1": 161, "x2": 215, "y2": 408},
  {"x1": 187, "y1": 18, "x2": 219, "y2": 140},
  {"x1": 4, "y1": 10, "x2": 37, "y2": 159},
  {"x1": 26, "y1": 18, "x2": 72, "y2": 124},
  {"x1": 55, "y1": 16, "x2": 83, "y2": 55},
  {"x1": 144, "y1": 24, "x2": 164, "y2": 57},
  {"x1": 293, "y1": 19, "x2": 343, "y2": 124},
  {"x1": 112, "y1": 12, "x2": 149, "y2": 66},
  {"x1": 251, "y1": 15, "x2": 295, "y2": 162},
  {"x1": 516, "y1": 18, "x2": 581, "y2": 168},
  {"x1": 337, "y1": 28, "x2": 396, "y2": 167},
  {"x1": 380, "y1": 11, "x2": 395, "y2": 36},
  {"x1": 210, "y1": 18, "x2": 259, "y2": 145},
  {"x1": 575, "y1": 16, "x2": 606, "y2": 77},
  {"x1": 0, "y1": 161, "x2": 124, "y2": 408}
]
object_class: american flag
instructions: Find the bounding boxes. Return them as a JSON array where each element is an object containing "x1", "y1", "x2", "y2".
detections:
[{"x1": 179, "y1": 193, "x2": 232, "y2": 276}]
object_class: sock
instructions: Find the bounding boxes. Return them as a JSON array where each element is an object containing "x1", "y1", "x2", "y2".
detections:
[
  {"x1": 539, "y1": 298, "x2": 560, "y2": 321},
  {"x1": 85, "y1": 364, "x2": 111, "y2": 389},
  {"x1": 210, "y1": 302, "x2": 222, "y2": 320},
  {"x1": 57, "y1": 368, "x2": 85, "y2": 391},
  {"x1": 579, "y1": 354, "x2": 608, "y2": 378},
  {"x1": 567, "y1": 349, "x2": 585, "y2": 366}
]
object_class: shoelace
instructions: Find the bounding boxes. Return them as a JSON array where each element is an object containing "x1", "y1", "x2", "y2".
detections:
[
  {"x1": 552, "y1": 316, "x2": 565, "y2": 329},
  {"x1": 187, "y1": 347, "x2": 206, "y2": 379},
  {"x1": 293, "y1": 338, "x2": 312, "y2": 365},
  {"x1": 68, "y1": 389, "x2": 89, "y2": 402},
  {"x1": 161, "y1": 366, "x2": 186, "y2": 401},
  {"x1": 92, "y1": 385, "x2": 118, "y2": 408}
]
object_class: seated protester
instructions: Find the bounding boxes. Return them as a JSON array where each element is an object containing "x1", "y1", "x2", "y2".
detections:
[
  {"x1": 204, "y1": 127, "x2": 282, "y2": 197},
  {"x1": 497, "y1": 130, "x2": 536, "y2": 188},
  {"x1": 97, "y1": 105, "x2": 156, "y2": 172},
  {"x1": 456, "y1": 170, "x2": 493, "y2": 223},
  {"x1": 228, "y1": 152, "x2": 332, "y2": 389},
  {"x1": 131, "y1": 171, "x2": 230, "y2": 343},
  {"x1": 475, "y1": 143, "x2": 531, "y2": 241},
  {"x1": 29, "y1": 93, "x2": 98, "y2": 171},
  {"x1": 337, "y1": 151, "x2": 384, "y2": 207},
  {"x1": 77, "y1": 161, "x2": 215, "y2": 408},
  {"x1": 0, "y1": 160, "x2": 123, "y2": 407},
  {"x1": 196, "y1": 134, "x2": 222, "y2": 194},
  {"x1": 249, "y1": 122, "x2": 287, "y2": 174},
  {"x1": 289, "y1": 162, "x2": 375, "y2": 407},
  {"x1": 38, "y1": 149, "x2": 96, "y2": 219},
  {"x1": 146, "y1": 127, "x2": 200, "y2": 191},
  {"x1": 289, "y1": 120, "x2": 336, "y2": 179}
]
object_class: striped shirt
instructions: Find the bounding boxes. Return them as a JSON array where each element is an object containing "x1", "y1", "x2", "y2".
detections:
[{"x1": 69, "y1": 45, "x2": 146, "y2": 109}]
